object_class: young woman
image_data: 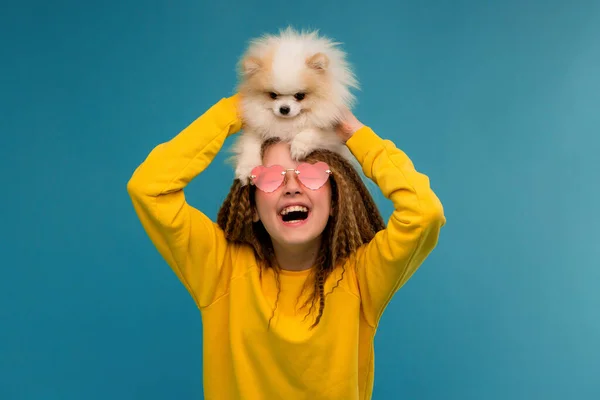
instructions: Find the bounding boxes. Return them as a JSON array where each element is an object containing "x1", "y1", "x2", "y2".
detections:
[{"x1": 127, "y1": 93, "x2": 445, "y2": 399}]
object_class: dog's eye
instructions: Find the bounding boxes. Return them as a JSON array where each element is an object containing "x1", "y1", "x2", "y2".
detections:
[
  {"x1": 269, "y1": 92, "x2": 278, "y2": 99},
  {"x1": 294, "y1": 93, "x2": 306, "y2": 101}
]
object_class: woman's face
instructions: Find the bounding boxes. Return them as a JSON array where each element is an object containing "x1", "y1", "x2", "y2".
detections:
[{"x1": 253, "y1": 142, "x2": 332, "y2": 249}]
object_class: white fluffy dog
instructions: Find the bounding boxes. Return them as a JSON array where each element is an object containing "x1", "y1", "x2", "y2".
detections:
[{"x1": 231, "y1": 27, "x2": 359, "y2": 185}]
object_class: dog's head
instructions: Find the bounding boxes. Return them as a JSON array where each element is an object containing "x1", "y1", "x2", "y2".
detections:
[{"x1": 237, "y1": 28, "x2": 358, "y2": 133}]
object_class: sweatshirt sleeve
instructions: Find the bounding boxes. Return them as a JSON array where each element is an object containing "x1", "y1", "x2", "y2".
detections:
[
  {"x1": 126, "y1": 95, "x2": 243, "y2": 309},
  {"x1": 345, "y1": 126, "x2": 446, "y2": 327}
]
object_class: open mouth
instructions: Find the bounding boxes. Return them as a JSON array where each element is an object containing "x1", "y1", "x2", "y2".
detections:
[{"x1": 279, "y1": 205, "x2": 309, "y2": 224}]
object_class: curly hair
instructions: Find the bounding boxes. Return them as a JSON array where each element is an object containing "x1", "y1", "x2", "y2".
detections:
[{"x1": 216, "y1": 138, "x2": 385, "y2": 328}]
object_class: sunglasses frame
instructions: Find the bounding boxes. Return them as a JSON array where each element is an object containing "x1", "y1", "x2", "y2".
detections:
[{"x1": 249, "y1": 162, "x2": 332, "y2": 193}]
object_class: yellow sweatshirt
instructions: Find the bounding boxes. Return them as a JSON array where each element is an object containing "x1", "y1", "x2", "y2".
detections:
[{"x1": 127, "y1": 95, "x2": 446, "y2": 400}]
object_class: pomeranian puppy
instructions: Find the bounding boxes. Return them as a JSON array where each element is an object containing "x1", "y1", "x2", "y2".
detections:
[{"x1": 231, "y1": 27, "x2": 359, "y2": 184}]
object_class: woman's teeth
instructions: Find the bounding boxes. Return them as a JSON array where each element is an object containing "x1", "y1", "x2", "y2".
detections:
[
  {"x1": 280, "y1": 205, "x2": 309, "y2": 223},
  {"x1": 280, "y1": 205, "x2": 308, "y2": 215}
]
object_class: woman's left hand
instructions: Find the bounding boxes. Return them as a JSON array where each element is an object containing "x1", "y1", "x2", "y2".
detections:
[{"x1": 335, "y1": 106, "x2": 365, "y2": 143}]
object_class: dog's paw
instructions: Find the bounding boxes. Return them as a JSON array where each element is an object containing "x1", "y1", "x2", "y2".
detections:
[
  {"x1": 231, "y1": 133, "x2": 263, "y2": 186},
  {"x1": 235, "y1": 163, "x2": 254, "y2": 186},
  {"x1": 290, "y1": 128, "x2": 321, "y2": 160},
  {"x1": 235, "y1": 152, "x2": 262, "y2": 186},
  {"x1": 290, "y1": 141, "x2": 315, "y2": 161}
]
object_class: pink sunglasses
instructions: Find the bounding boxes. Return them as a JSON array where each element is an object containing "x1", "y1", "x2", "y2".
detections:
[{"x1": 250, "y1": 161, "x2": 332, "y2": 193}]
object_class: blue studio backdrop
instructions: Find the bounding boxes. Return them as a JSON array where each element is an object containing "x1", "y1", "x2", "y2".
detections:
[{"x1": 1, "y1": 0, "x2": 599, "y2": 399}]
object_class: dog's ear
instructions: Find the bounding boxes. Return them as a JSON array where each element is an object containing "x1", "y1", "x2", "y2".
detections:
[
  {"x1": 306, "y1": 52, "x2": 329, "y2": 71},
  {"x1": 242, "y1": 56, "x2": 262, "y2": 76}
]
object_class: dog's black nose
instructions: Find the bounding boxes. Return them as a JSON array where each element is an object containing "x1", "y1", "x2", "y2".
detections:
[{"x1": 279, "y1": 106, "x2": 290, "y2": 115}]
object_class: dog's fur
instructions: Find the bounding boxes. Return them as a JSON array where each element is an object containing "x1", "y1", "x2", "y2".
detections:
[{"x1": 231, "y1": 27, "x2": 359, "y2": 184}]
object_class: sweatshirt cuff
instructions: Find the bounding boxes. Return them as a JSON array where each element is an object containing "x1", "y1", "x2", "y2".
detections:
[
  {"x1": 210, "y1": 94, "x2": 243, "y2": 137},
  {"x1": 345, "y1": 125, "x2": 384, "y2": 165}
]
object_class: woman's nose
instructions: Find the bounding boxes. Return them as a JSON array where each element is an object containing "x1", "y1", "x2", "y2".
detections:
[{"x1": 283, "y1": 170, "x2": 302, "y2": 194}]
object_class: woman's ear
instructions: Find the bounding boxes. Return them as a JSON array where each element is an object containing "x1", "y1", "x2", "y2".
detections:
[{"x1": 252, "y1": 208, "x2": 260, "y2": 222}]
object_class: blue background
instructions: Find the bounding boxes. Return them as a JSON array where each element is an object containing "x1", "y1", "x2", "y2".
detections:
[{"x1": 1, "y1": 0, "x2": 599, "y2": 399}]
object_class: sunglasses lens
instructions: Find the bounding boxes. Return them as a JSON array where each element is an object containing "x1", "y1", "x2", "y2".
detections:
[
  {"x1": 251, "y1": 165, "x2": 284, "y2": 192},
  {"x1": 296, "y1": 162, "x2": 331, "y2": 190}
]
